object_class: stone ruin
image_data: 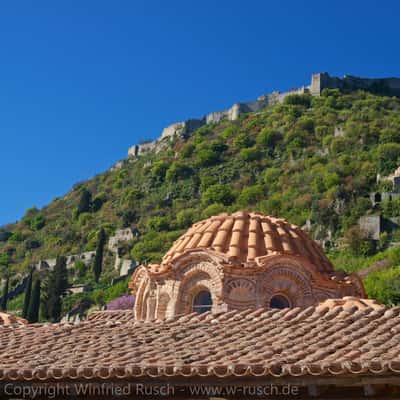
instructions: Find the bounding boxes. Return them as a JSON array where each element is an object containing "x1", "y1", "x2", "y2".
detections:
[
  {"x1": 108, "y1": 228, "x2": 138, "y2": 277},
  {"x1": 33, "y1": 229, "x2": 138, "y2": 278},
  {"x1": 371, "y1": 166, "x2": 400, "y2": 207},
  {"x1": 378, "y1": 166, "x2": 400, "y2": 193},
  {"x1": 127, "y1": 72, "x2": 400, "y2": 159},
  {"x1": 33, "y1": 251, "x2": 96, "y2": 272}
]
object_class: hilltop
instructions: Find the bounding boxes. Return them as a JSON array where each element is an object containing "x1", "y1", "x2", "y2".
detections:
[{"x1": 2, "y1": 73, "x2": 400, "y2": 317}]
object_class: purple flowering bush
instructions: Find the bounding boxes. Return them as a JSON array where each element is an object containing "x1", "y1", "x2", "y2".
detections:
[{"x1": 106, "y1": 294, "x2": 135, "y2": 310}]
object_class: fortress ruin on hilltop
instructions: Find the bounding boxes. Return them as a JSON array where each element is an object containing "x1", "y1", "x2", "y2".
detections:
[{"x1": 125, "y1": 72, "x2": 400, "y2": 159}]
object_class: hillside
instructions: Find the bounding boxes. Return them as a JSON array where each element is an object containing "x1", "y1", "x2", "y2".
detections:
[{"x1": 2, "y1": 86, "x2": 400, "y2": 314}]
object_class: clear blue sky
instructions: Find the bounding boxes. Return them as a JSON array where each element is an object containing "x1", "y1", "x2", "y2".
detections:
[{"x1": 1, "y1": 0, "x2": 399, "y2": 225}]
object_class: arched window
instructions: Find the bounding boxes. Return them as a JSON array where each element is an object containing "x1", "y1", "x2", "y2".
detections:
[
  {"x1": 192, "y1": 290, "x2": 212, "y2": 314},
  {"x1": 269, "y1": 294, "x2": 291, "y2": 309}
]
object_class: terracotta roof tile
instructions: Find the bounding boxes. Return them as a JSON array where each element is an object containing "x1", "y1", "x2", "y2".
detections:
[
  {"x1": 161, "y1": 212, "x2": 333, "y2": 272},
  {"x1": 0, "y1": 312, "x2": 27, "y2": 326},
  {"x1": 0, "y1": 298, "x2": 398, "y2": 382}
]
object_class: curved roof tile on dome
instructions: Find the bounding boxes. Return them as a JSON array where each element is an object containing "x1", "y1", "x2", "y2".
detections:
[
  {"x1": 0, "y1": 312, "x2": 27, "y2": 326},
  {"x1": 161, "y1": 211, "x2": 334, "y2": 272}
]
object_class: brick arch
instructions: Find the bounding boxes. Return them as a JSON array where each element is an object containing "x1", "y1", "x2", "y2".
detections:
[
  {"x1": 224, "y1": 278, "x2": 257, "y2": 310},
  {"x1": 259, "y1": 262, "x2": 314, "y2": 308},
  {"x1": 131, "y1": 267, "x2": 154, "y2": 321},
  {"x1": 174, "y1": 261, "x2": 223, "y2": 315}
]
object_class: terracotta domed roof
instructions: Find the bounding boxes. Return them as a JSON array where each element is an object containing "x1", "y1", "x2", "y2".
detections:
[
  {"x1": 0, "y1": 312, "x2": 27, "y2": 326},
  {"x1": 162, "y1": 211, "x2": 333, "y2": 272}
]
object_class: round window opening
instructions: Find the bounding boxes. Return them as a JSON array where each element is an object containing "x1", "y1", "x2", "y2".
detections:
[
  {"x1": 192, "y1": 290, "x2": 212, "y2": 314},
  {"x1": 269, "y1": 294, "x2": 291, "y2": 309}
]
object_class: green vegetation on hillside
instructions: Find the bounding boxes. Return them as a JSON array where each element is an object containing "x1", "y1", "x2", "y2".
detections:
[{"x1": 2, "y1": 89, "x2": 400, "y2": 307}]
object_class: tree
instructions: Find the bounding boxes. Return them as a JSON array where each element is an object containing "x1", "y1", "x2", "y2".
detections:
[
  {"x1": 1, "y1": 277, "x2": 9, "y2": 311},
  {"x1": 93, "y1": 228, "x2": 106, "y2": 283},
  {"x1": 22, "y1": 268, "x2": 33, "y2": 319},
  {"x1": 53, "y1": 256, "x2": 68, "y2": 297},
  {"x1": 27, "y1": 279, "x2": 41, "y2": 323},
  {"x1": 40, "y1": 278, "x2": 50, "y2": 321},
  {"x1": 77, "y1": 188, "x2": 92, "y2": 215},
  {"x1": 42, "y1": 256, "x2": 68, "y2": 322}
]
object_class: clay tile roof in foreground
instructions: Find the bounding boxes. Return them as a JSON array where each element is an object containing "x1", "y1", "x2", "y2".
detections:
[
  {"x1": 0, "y1": 298, "x2": 399, "y2": 382},
  {"x1": 0, "y1": 312, "x2": 27, "y2": 326},
  {"x1": 87, "y1": 309, "x2": 137, "y2": 323},
  {"x1": 161, "y1": 211, "x2": 334, "y2": 272}
]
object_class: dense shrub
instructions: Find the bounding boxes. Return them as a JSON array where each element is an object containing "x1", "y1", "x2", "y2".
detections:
[
  {"x1": 25, "y1": 239, "x2": 41, "y2": 250},
  {"x1": 364, "y1": 267, "x2": 400, "y2": 305},
  {"x1": 0, "y1": 231, "x2": 11, "y2": 243},
  {"x1": 381, "y1": 199, "x2": 400, "y2": 218},
  {"x1": 256, "y1": 128, "x2": 282, "y2": 149},
  {"x1": 377, "y1": 143, "x2": 400, "y2": 175},
  {"x1": 166, "y1": 162, "x2": 193, "y2": 181},
  {"x1": 237, "y1": 185, "x2": 265, "y2": 207},
  {"x1": 201, "y1": 203, "x2": 226, "y2": 219},
  {"x1": 240, "y1": 147, "x2": 261, "y2": 161},
  {"x1": 151, "y1": 161, "x2": 169, "y2": 181},
  {"x1": 8, "y1": 231, "x2": 24, "y2": 243},
  {"x1": 195, "y1": 149, "x2": 220, "y2": 167},
  {"x1": 220, "y1": 125, "x2": 237, "y2": 139},
  {"x1": 176, "y1": 209, "x2": 196, "y2": 228},
  {"x1": 91, "y1": 193, "x2": 107, "y2": 212},
  {"x1": 345, "y1": 226, "x2": 376, "y2": 256},
  {"x1": 180, "y1": 143, "x2": 195, "y2": 158},
  {"x1": 148, "y1": 216, "x2": 170, "y2": 232},
  {"x1": 202, "y1": 184, "x2": 235, "y2": 206},
  {"x1": 233, "y1": 133, "x2": 254, "y2": 149},
  {"x1": 284, "y1": 94, "x2": 312, "y2": 108}
]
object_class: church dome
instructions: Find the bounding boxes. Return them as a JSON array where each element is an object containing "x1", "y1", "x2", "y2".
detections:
[
  {"x1": 161, "y1": 211, "x2": 333, "y2": 273},
  {"x1": 130, "y1": 211, "x2": 365, "y2": 321}
]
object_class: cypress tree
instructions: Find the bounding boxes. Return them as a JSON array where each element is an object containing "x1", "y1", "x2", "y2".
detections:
[
  {"x1": 1, "y1": 277, "x2": 9, "y2": 311},
  {"x1": 77, "y1": 188, "x2": 92, "y2": 215},
  {"x1": 27, "y1": 279, "x2": 41, "y2": 323},
  {"x1": 93, "y1": 228, "x2": 106, "y2": 283},
  {"x1": 42, "y1": 256, "x2": 68, "y2": 322},
  {"x1": 22, "y1": 268, "x2": 33, "y2": 319},
  {"x1": 40, "y1": 276, "x2": 50, "y2": 321}
]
